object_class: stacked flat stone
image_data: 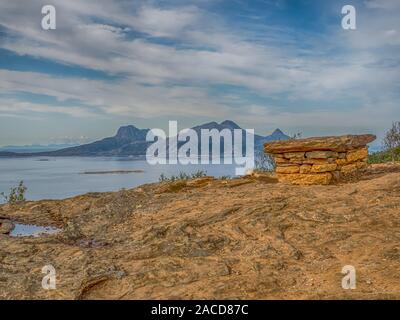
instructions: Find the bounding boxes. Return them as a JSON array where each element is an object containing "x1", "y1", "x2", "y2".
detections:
[{"x1": 264, "y1": 134, "x2": 376, "y2": 185}]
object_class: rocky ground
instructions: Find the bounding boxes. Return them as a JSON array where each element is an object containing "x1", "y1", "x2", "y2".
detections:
[{"x1": 1, "y1": 163, "x2": 400, "y2": 299}]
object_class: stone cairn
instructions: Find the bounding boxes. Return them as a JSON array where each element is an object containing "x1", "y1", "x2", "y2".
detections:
[{"x1": 264, "y1": 134, "x2": 376, "y2": 185}]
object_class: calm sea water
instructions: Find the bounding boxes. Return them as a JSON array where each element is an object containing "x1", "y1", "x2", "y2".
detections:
[{"x1": 0, "y1": 157, "x2": 237, "y2": 202}]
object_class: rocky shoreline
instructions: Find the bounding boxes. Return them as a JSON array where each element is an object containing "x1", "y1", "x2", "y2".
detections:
[{"x1": 1, "y1": 163, "x2": 400, "y2": 299}]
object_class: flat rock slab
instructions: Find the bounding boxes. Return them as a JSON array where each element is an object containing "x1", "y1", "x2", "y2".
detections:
[{"x1": 264, "y1": 134, "x2": 376, "y2": 153}]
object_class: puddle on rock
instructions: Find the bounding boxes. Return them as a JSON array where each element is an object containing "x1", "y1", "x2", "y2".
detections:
[{"x1": 9, "y1": 223, "x2": 61, "y2": 237}]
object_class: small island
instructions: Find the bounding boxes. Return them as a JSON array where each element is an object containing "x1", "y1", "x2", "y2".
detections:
[{"x1": 80, "y1": 170, "x2": 144, "y2": 175}]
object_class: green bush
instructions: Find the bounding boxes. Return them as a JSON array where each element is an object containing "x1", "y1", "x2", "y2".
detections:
[
  {"x1": 368, "y1": 147, "x2": 400, "y2": 164},
  {"x1": 1, "y1": 181, "x2": 27, "y2": 204},
  {"x1": 159, "y1": 170, "x2": 207, "y2": 182}
]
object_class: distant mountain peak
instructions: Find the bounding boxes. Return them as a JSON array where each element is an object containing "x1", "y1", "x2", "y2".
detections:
[
  {"x1": 191, "y1": 120, "x2": 243, "y2": 133},
  {"x1": 220, "y1": 120, "x2": 241, "y2": 129},
  {"x1": 0, "y1": 122, "x2": 290, "y2": 158},
  {"x1": 115, "y1": 125, "x2": 148, "y2": 141},
  {"x1": 272, "y1": 128, "x2": 284, "y2": 135},
  {"x1": 205, "y1": 121, "x2": 219, "y2": 127},
  {"x1": 115, "y1": 125, "x2": 139, "y2": 139}
]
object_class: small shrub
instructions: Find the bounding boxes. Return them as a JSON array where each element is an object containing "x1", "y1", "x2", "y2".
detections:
[
  {"x1": 368, "y1": 146, "x2": 400, "y2": 164},
  {"x1": 159, "y1": 170, "x2": 207, "y2": 182},
  {"x1": 368, "y1": 122, "x2": 400, "y2": 164},
  {"x1": 383, "y1": 121, "x2": 400, "y2": 162},
  {"x1": 1, "y1": 181, "x2": 27, "y2": 204},
  {"x1": 191, "y1": 170, "x2": 208, "y2": 179}
]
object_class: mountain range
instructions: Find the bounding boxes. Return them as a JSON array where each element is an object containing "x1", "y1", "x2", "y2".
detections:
[{"x1": 0, "y1": 120, "x2": 289, "y2": 157}]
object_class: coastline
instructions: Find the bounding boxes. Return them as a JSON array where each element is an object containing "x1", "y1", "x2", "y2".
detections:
[{"x1": 1, "y1": 163, "x2": 400, "y2": 299}]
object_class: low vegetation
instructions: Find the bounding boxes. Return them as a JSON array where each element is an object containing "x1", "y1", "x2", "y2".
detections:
[
  {"x1": 159, "y1": 170, "x2": 207, "y2": 182},
  {"x1": 369, "y1": 121, "x2": 400, "y2": 164},
  {"x1": 0, "y1": 181, "x2": 27, "y2": 204},
  {"x1": 368, "y1": 147, "x2": 400, "y2": 164}
]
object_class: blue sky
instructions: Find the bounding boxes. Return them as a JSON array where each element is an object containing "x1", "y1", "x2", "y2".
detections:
[{"x1": 0, "y1": 0, "x2": 399, "y2": 146}]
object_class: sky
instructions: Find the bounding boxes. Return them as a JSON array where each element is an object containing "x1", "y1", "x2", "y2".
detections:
[{"x1": 0, "y1": 0, "x2": 399, "y2": 146}]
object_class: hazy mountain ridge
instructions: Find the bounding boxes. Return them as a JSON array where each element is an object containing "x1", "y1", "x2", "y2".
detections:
[
  {"x1": 0, "y1": 121, "x2": 289, "y2": 157},
  {"x1": 0, "y1": 144, "x2": 79, "y2": 153}
]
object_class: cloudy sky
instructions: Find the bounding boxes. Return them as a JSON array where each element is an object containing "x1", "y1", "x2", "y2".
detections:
[{"x1": 0, "y1": 0, "x2": 399, "y2": 146}]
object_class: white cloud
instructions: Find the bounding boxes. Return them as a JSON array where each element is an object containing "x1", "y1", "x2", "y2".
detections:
[
  {"x1": 365, "y1": 0, "x2": 400, "y2": 9},
  {"x1": 0, "y1": 97, "x2": 96, "y2": 118},
  {"x1": 0, "y1": 69, "x2": 230, "y2": 118},
  {"x1": 0, "y1": 0, "x2": 399, "y2": 140}
]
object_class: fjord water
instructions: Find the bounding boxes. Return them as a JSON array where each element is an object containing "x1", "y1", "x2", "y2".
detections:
[{"x1": 0, "y1": 157, "x2": 236, "y2": 202}]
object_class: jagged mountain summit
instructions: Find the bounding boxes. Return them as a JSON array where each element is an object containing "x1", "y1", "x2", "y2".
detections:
[
  {"x1": 115, "y1": 125, "x2": 149, "y2": 141},
  {"x1": 269, "y1": 128, "x2": 288, "y2": 140},
  {"x1": 0, "y1": 121, "x2": 289, "y2": 157},
  {"x1": 47, "y1": 125, "x2": 151, "y2": 156}
]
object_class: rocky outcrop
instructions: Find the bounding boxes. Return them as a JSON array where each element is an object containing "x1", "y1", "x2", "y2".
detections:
[
  {"x1": 1, "y1": 163, "x2": 400, "y2": 299},
  {"x1": 264, "y1": 134, "x2": 376, "y2": 185}
]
